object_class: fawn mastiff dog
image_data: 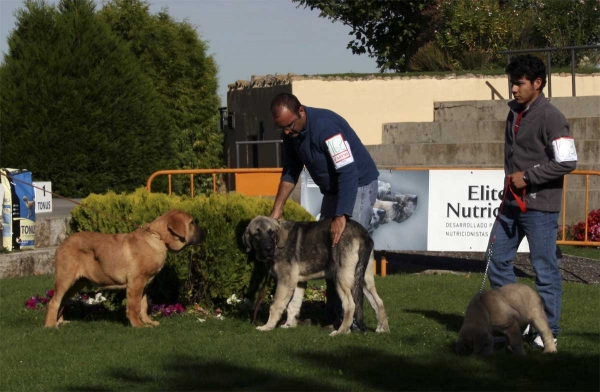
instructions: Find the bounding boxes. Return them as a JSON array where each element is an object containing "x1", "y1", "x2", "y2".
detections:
[
  {"x1": 45, "y1": 209, "x2": 205, "y2": 328},
  {"x1": 243, "y1": 216, "x2": 389, "y2": 336},
  {"x1": 456, "y1": 283, "x2": 557, "y2": 355}
]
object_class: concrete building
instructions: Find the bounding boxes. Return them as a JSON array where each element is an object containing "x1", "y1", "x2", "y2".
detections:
[{"x1": 225, "y1": 72, "x2": 600, "y2": 223}]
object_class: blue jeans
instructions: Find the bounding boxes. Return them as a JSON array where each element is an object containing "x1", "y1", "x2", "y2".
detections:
[
  {"x1": 319, "y1": 179, "x2": 378, "y2": 229},
  {"x1": 320, "y1": 179, "x2": 378, "y2": 328},
  {"x1": 488, "y1": 206, "x2": 562, "y2": 336}
]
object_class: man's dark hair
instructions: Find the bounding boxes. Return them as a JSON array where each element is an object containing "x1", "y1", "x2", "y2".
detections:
[
  {"x1": 270, "y1": 93, "x2": 302, "y2": 116},
  {"x1": 506, "y1": 54, "x2": 547, "y2": 90}
]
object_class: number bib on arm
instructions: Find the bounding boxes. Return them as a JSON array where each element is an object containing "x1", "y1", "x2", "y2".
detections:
[
  {"x1": 325, "y1": 133, "x2": 354, "y2": 169},
  {"x1": 552, "y1": 137, "x2": 578, "y2": 163}
]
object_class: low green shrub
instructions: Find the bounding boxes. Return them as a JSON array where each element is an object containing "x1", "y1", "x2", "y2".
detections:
[
  {"x1": 68, "y1": 188, "x2": 313, "y2": 307},
  {"x1": 408, "y1": 41, "x2": 454, "y2": 72}
]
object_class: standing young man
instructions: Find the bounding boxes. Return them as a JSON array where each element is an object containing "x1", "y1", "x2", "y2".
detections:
[
  {"x1": 269, "y1": 93, "x2": 379, "y2": 327},
  {"x1": 488, "y1": 55, "x2": 577, "y2": 348}
]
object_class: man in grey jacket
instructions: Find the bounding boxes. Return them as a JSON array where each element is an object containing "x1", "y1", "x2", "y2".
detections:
[{"x1": 488, "y1": 55, "x2": 577, "y2": 349}]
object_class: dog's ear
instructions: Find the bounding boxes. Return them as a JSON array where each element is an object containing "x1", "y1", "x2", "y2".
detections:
[
  {"x1": 167, "y1": 211, "x2": 189, "y2": 241},
  {"x1": 242, "y1": 225, "x2": 253, "y2": 252},
  {"x1": 274, "y1": 220, "x2": 288, "y2": 249}
]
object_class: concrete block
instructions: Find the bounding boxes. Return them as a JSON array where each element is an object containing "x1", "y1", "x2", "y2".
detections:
[
  {"x1": 35, "y1": 216, "x2": 71, "y2": 248},
  {"x1": 434, "y1": 96, "x2": 600, "y2": 122},
  {"x1": 570, "y1": 117, "x2": 600, "y2": 141},
  {"x1": 0, "y1": 247, "x2": 56, "y2": 278},
  {"x1": 366, "y1": 142, "x2": 505, "y2": 167},
  {"x1": 383, "y1": 121, "x2": 504, "y2": 145},
  {"x1": 383, "y1": 117, "x2": 598, "y2": 146}
]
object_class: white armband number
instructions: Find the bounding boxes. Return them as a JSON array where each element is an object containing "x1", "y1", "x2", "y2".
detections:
[
  {"x1": 552, "y1": 137, "x2": 578, "y2": 163},
  {"x1": 325, "y1": 134, "x2": 354, "y2": 169}
]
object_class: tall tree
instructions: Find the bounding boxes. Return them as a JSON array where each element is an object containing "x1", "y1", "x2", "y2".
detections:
[
  {"x1": 296, "y1": 0, "x2": 600, "y2": 73},
  {"x1": 0, "y1": 0, "x2": 175, "y2": 197},
  {"x1": 294, "y1": 0, "x2": 434, "y2": 72},
  {"x1": 527, "y1": 0, "x2": 600, "y2": 65},
  {"x1": 99, "y1": 0, "x2": 222, "y2": 193}
]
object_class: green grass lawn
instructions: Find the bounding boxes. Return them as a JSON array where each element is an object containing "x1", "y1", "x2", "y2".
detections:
[
  {"x1": 560, "y1": 245, "x2": 600, "y2": 260},
  {"x1": 1, "y1": 273, "x2": 598, "y2": 391}
]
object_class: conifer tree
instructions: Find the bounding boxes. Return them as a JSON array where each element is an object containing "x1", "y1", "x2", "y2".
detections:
[
  {"x1": 0, "y1": 0, "x2": 175, "y2": 197},
  {"x1": 100, "y1": 0, "x2": 222, "y2": 193}
]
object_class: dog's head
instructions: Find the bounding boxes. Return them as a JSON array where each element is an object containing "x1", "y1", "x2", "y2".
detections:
[
  {"x1": 150, "y1": 209, "x2": 206, "y2": 252},
  {"x1": 456, "y1": 325, "x2": 494, "y2": 356},
  {"x1": 390, "y1": 194, "x2": 418, "y2": 223},
  {"x1": 368, "y1": 208, "x2": 387, "y2": 234},
  {"x1": 377, "y1": 180, "x2": 393, "y2": 200},
  {"x1": 243, "y1": 216, "x2": 287, "y2": 261}
]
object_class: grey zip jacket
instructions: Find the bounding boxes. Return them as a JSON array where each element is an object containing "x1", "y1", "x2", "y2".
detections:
[{"x1": 504, "y1": 92, "x2": 577, "y2": 212}]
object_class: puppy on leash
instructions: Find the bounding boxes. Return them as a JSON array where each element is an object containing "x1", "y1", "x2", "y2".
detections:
[{"x1": 456, "y1": 283, "x2": 557, "y2": 355}]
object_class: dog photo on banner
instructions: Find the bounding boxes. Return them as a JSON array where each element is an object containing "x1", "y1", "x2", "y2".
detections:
[{"x1": 301, "y1": 169, "x2": 429, "y2": 251}]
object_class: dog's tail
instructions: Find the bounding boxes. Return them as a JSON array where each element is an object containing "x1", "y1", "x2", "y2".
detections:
[{"x1": 352, "y1": 236, "x2": 372, "y2": 332}]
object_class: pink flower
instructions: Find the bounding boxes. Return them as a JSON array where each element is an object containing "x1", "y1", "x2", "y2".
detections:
[{"x1": 25, "y1": 298, "x2": 37, "y2": 309}]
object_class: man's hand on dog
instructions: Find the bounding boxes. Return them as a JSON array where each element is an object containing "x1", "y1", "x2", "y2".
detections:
[{"x1": 331, "y1": 215, "x2": 346, "y2": 247}]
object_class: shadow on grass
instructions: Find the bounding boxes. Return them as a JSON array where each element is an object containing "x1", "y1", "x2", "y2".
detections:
[
  {"x1": 293, "y1": 346, "x2": 600, "y2": 391},
  {"x1": 403, "y1": 308, "x2": 464, "y2": 333},
  {"x1": 68, "y1": 359, "x2": 336, "y2": 391},
  {"x1": 380, "y1": 251, "x2": 535, "y2": 280},
  {"x1": 65, "y1": 346, "x2": 600, "y2": 391}
]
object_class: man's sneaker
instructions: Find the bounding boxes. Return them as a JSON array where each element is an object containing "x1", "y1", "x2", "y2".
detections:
[
  {"x1": 522, "y1": 324, "x2": 536, "y2": 342},
  {"x1": 532, "y1": 333, "x2": 557, "y2": 349}
]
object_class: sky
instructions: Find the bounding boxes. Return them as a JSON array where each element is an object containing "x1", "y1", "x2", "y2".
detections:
[{"x1": 0, "y1": 0, "x2": 380, "y2": 105}]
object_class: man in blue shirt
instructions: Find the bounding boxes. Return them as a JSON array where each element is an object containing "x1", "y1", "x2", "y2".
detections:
[{"x1": 269, "y1": 93, "x2": 379, "y2": 328}]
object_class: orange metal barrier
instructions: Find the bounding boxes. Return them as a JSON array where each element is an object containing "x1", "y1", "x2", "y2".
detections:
[
  {"x1": 147, "y1": 167, "x2": 599, "y2": 248},
  {"x1": 146, "y1": 168, "x2": 282, "y2": 196},
  {"x1": 558, "y1": 170, "x2": 600, "y2": 246}
]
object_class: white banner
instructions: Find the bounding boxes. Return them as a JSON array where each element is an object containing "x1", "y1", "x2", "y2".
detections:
[
  {"x1": 301, "y1": 169, "x2": 530, "y2": 253},
  {"x1": 427, "y1": 170, "x2": 528, "y2": 252},
  {"x1": 33, "y1": 181, "x2": 52, "y2": 213}
]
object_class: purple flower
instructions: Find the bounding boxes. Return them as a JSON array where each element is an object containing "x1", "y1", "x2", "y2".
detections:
[{"x1": 25, "y1": 298, "x2": 37, "y2": 309}]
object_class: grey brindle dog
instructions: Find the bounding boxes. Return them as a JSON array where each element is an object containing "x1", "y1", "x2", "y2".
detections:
[{"x1": 243, "y1": 216, "x2": 389, "y2": 336}]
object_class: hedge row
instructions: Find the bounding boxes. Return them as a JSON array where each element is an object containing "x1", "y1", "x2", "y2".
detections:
[{"x1": 69, "y1": 188, "x2": 314, "y2": 306}]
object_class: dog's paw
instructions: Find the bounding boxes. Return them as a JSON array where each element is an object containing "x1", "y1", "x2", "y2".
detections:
[
  {"x1": 256, "y1": 325, "x2": 274, "y2": 331},
  {"x1": 281, "y1": 322, "x2": 297, "y2": 329},
  {"x1": 376, "y1": 325, "x2": 390, "y2": 333},
  {"x1": 329, "y1": 329, "x2": 351, "y2": 337}
]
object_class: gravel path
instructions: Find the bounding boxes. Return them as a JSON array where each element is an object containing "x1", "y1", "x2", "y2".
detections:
[{"x1": 380, "y1": 249, "x2": 600, "y2": 284}]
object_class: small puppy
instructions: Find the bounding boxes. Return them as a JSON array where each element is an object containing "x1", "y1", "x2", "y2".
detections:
[
  {"x1": 456, "y1": 283, "x2": 557, "y2": 355},
  {"x1": 45, "y1": 210, "x2": 205, "y2": 328}
]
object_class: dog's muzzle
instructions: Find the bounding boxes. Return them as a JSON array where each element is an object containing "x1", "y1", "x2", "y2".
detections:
[
  {"x1": 256, "y1": 238, "x2": 275, "y2": 261},
  {"x1": 190, "y1": 225, "x2": 207, "y2": 246}
]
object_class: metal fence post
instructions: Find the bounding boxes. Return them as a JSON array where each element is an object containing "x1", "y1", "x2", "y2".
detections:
[
  {"x1": 547, "y1": 51, "x2": 552, "y2": 98},
  {"x1": 571, "y1": 49, "x2": 576, "y2": 97}
]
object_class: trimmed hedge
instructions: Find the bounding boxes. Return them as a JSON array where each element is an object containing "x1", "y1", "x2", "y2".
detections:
[{"x1": 69, "y1": 188, "x2": 314, "y2": 306}]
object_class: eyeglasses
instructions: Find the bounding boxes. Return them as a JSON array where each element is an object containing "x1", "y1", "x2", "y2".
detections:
[{"x1": 275, "y1": 117, "x2": 298, "y2": 133}]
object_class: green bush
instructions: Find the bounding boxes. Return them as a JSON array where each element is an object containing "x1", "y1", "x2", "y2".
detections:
[
  {"x1": 456, "y1": 49, "x2": 490, "y2": 71},
  {"x1": 408, "y1": 42, "x2": 454, "y2": 72},
  {"x1": 69, "y1": 188, "x2": 314, "y2": 307}
]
